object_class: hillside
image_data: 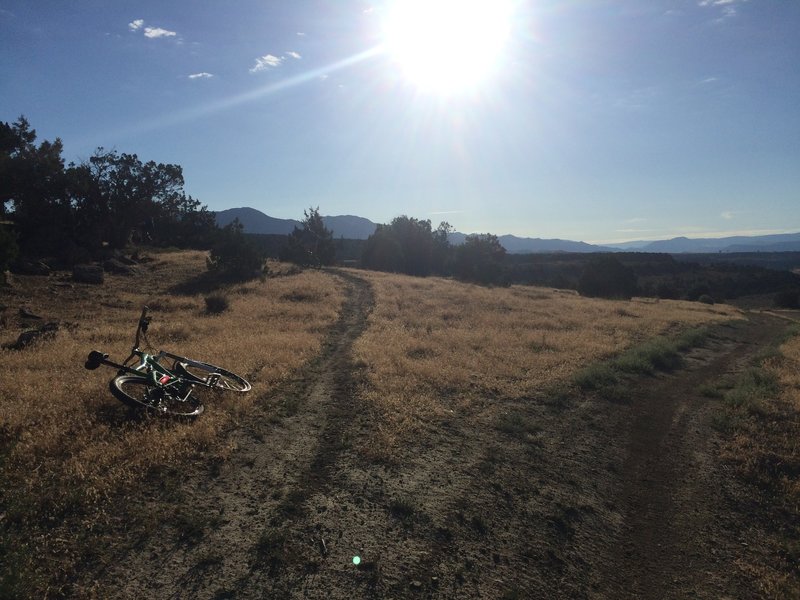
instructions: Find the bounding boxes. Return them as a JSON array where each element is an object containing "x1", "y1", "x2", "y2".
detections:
[{"x1": 2, "y1": 253, "x2": 797, "y2": 598}]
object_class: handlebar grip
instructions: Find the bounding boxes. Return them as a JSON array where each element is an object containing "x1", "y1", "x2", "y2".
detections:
[{"x1": 85, "y1": 350, "x2": 109, "y2": 370}]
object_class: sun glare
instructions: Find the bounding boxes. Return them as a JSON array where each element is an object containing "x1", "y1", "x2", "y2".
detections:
[{"x1": 383, "y1": 0, "x2": 513, "y2": 94}]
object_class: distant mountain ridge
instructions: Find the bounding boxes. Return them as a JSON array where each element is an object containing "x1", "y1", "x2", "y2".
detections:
[
  {"x1": 214, "y1": 207, "x2": 800, "y2": 254},
  {"x1": 608, "y1": 232, "x2": 800, "y2": 253},
  {"x1": 215, "y1": 208, "x2": 374, "y2": 240}
]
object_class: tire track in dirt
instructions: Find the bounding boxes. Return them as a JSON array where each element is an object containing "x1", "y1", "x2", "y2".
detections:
[
  {"x1": 99, "y1": 270, "x2": 374, "y2": 599},
  {"x1": 311, "y1": 311, "x2": 791, "y2": 599}
]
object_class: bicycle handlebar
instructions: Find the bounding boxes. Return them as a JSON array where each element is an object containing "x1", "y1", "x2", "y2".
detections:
[{"x1": 134, "y1": 305, "x2": 150, "y2": 350}]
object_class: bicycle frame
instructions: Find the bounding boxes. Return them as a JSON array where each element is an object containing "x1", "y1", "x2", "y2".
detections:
[
  {"x1": 86, "y1": 306, "x2": 249, "y2": 416},
  {"x1": 85, "y1": 306, "x2": 206, "y2": 395}
]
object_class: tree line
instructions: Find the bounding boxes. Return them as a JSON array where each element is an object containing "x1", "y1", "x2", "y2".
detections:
[
  {"x1": 6, "y1": 115, "x2": 795, "y2": 302},
  {"x1": 275, "y1": 211, "x2": 508, "y2": 285},
  {"x1": 1, "y1": 116, "x2": 219, "y2": 269},
  {"x1": 0, "y1": 115, "x2": 508, "y2": 287}
]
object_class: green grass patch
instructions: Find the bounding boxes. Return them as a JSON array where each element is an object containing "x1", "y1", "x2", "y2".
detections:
[
  {"x1": 723, "y1": 367, "x2": 779, "y2": 416},
  {"x1": 572, "y1": 326, "x2": 712, "y2": 399},
  {"x1": 675, "y1": 326, "x2": 711, "y2": 351},
  {"x1": 574, "y1": 364, "x2": 619, "y2": 391},
  {"x1": 698, "y1": 382, "x2": 725, "y2": 399},
  {"x1": 496, "y1": 411, "x2": 540, "y2": 439},
  {"x1": 614, "y1": 337, "x2": 683, "y2": 374}
]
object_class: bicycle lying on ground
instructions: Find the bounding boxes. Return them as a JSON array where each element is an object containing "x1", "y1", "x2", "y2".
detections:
[{"x1": 85, "y1": 307, "x2": 251, "y2": 417}]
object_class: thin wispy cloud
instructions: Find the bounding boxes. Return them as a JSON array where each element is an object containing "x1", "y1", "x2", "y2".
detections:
[
  {"x1": 188, "y1": 72, "x2": 213, "y2": 79},
  {"x1": 721, "y1": 211, "x2": 735, "y2": 220},
  {"x1": 699, "y1": 0, "x2": 745, "y2": 19},
  {"x1": 144, "y1": 27, "x2": 177, "y2": 39},
  {"x1": 250, "y1": 54, "x2": 283, "y2": 73},
  {"x1": 286, "y1": 51, "x2": 302, "y2": 60},
  {"x1": 129, "y1": 19, "x2": 177, "y2": 39}
]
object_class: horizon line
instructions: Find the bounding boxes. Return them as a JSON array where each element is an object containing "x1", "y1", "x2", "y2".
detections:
[{"x1": 214, "y1": 207, "x2": 799, "y2": 246}]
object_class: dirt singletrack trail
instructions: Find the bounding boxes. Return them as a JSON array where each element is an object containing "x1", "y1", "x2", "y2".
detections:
[
  {"x1": 99, "y1": 270, "x2": 375, "y2": 599},
  {"x1": 593, "y1": 312, "x2": 789, "y2": 599}
]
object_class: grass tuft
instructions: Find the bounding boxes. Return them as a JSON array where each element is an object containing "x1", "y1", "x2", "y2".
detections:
[
  {"x1": 614, "y1": 337, "x2": 683, "y2": 374},
  {"x1": 723, "y1": 367, "x2": 779, "y2": 416},
  {"x1": 574, "y1": 364, "x2": 619, "y2": 391},
  {"x1": 389, "y1": 496, "x2": 417, "y2": 521},
  {"x1": 204, "y1": 293, "x2": 230, "y2": 314},
  {"x1": 496, "y1": 411, "x2": 540, "y2": 439}
]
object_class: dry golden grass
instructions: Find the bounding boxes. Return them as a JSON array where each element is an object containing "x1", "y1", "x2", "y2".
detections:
[
  {"x1": 0, "y1": 250, "x2": 343, "y2": 591},
  {"x1": 353, "y1": 271, "x2": 741, "y2": 458},
  {"x1": 721, "y1": 323, "x2": 800, "y2": 599}
]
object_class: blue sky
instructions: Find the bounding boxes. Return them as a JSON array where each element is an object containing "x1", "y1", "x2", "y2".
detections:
[{"x1": 1, "y1": 0, "x2": 798, "y2": 243}]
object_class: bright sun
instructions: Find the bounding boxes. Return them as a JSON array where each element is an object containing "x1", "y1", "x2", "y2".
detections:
[{"x1": 383, "y1": 0, "x2": 513, "y2": 94}]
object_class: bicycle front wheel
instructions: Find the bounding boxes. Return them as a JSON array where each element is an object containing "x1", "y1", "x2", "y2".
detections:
[
  {"x1": 110, "y1": 375, "x2": 204, "y2": 417},
  {"x1": 172, "y1": 360, "x2": 251, "y2": 393}
]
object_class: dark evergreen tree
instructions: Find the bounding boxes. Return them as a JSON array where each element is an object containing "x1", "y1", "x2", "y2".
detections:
[
  {"x1": 281, "y1": 207, "x2": 336, "y2": 266},
  {"x1": 361, "y1": 224, "x2": 405, "y2": 272},
  {"x1": 361, "y1": 216, "x2": 451, "y2": 276},
  {"x1": 0, "y1": 224, "x2": 18, "y2": 271},
  {"x1": 452, "y1": 233, "x2": 506, "y2": 284},
  {"x1": 0, "y1": 117, "x2": 72, "y2": 257},
  {"x1": 207, "y1": 219, "x2": 264, "y2": 280},
  {"x1": 1, "y1": 116, "x2": 220, "y2": 262}
]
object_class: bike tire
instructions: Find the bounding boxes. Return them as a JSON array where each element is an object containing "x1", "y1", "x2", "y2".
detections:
[
  {"x1": 109, "y1": 375, "x2": 204, "y2": 417},
  {"x1": 172, "y1": 360, "x2": 252, "y2": 393}
]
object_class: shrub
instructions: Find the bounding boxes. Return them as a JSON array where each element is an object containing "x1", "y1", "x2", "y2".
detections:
[
  {"x1": 773, "y1": 289, "x2": 800, "y2": 309},
  {"x1": 686, "y1": 283, "x2": 711, "y2": 301},
  {"x1": 204, "y1": 294, "x2": 229, "y2": 314},
  {"x1": 698, "y1": 294, "x2": 715, "y2": 305},
  {"x1": 206, "y1": 219, "x2": 263, "y2": 281},
  {"x1": 577, "y1": 256, "x2": 638, "y2": 299},
  {"x1": 654, "y1": 281, "x2": 679, "y2": 300}
]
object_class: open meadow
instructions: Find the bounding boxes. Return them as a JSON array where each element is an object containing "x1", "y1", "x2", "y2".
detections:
[{"x1": 1, "y1": 250, "x2": 797, "y2": 599}]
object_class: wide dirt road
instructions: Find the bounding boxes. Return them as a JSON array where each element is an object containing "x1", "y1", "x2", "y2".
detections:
[{"x1": 94, "y1": 281, "x2": 791, "y2": 598}]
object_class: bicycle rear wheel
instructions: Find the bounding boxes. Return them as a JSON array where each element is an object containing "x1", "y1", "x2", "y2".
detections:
[
  {"x1": 110, "y1": 375, "x2": 204, "y2": 417},
  {"x1": 172, "y1": 360, "x2": 251, "y2": 392}
]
